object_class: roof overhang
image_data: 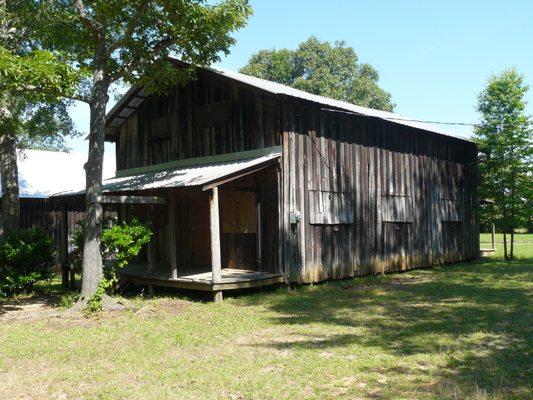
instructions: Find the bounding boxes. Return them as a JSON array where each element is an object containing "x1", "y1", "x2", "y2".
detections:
[{"x1": 53, "y1": 147, "x2": 282, "y2": 198}]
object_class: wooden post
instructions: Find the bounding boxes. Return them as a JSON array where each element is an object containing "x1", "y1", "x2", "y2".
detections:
[
  {"x1": 491, "y1": 224, "x2": 496, "y2": 250},
  {"x1": 209, "y1": 187, "x2": 222, "y2": 284},
  {"x1": 60, "y1": 204, "x2": 69, "y2": 289},
  {"x1": 168, "y1": 192, "x2": 178, "y2": 279},
  {"x1": 147, "y1": 204, "x2": 155, "y2": 274}
]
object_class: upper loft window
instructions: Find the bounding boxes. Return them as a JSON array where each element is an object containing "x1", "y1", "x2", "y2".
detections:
[{"x1": 151, "y1": 95, "x2": 172, "y2": 118}]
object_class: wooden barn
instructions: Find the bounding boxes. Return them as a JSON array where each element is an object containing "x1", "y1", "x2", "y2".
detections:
[{"x1": 55, "y1": 60, "x2": 479, "y2": 299}]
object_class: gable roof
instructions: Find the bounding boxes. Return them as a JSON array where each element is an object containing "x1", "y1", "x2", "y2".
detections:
[
  {"x1": 106, "y1": 59, "x2": 472, "y2": 142},
  {"x1": 0, "y1": 149, "x2": 115, "y2": 198}
]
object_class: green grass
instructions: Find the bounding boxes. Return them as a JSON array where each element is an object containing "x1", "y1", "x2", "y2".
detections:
[{"x1": 0, "y1": 240, "x2": 531, "y2": 399}]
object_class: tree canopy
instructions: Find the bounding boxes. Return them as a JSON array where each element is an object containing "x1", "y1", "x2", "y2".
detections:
[
  {"x1": 475, "y1": 68, "x2": 532, "y2": 259},
  {"x1": 16, "y1": 0, "x2": 252, "y2": 302},
  {"x1": 240, "y1": 36, "x2": 395, "y2": 112},
  {"x1": 0, "y1": 0, "x2": 81, "y2": 234}
]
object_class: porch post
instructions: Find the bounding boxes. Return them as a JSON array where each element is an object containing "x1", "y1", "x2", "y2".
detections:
[
  {"x1": 147, "y1": 204, "x2": 155, "y2": 274},
  {"x1": 168, "y1": 191, "x2": 178, "y2": 279},
  {"x1": 60, "y1": 204, "x2": 69, "y2": 289},
  {"x1": 209, "y1": 187, "x2": 222, "y2": 284}
]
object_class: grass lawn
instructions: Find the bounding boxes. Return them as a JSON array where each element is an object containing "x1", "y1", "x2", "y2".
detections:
[{"x1": 0, "y1": 241, "x2": 531, "y2": 399}]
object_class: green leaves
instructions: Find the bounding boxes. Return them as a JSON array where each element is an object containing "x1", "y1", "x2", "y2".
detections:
[
  {"x1": 28, "y1": 0, "x2": 252, "y2": 94},
  {"x1": 0, "y1": 47, "x2": 80, "y2": 101},
  {"x1": 0, "y1": 227, "x2": 55, "y2": 296},
  {"x1": 240, "y1": 36, "x2": 395, "y2": 112},
  {"x1": 475, "y1": 69, "x2": 532, "y2": 258},
  {"x1": 101, "y1": 218, "x2": 152, "y2": 271}
]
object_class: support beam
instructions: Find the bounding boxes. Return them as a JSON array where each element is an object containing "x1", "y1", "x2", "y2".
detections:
[
  {"x1": 167, "y1": 192, "x2": 178, "y2": 279},
  {"x1": 147, "y1": 205, "x2": 155, "y2": 274},
  {"x1": 96, "y1": 195, "x2": 167, "y2": 204},
  {"x1": 209, "y1": 187, "x2": 222, "y2": 283},
  {"x1": 60, "y1": 204, "x2": 69, "y2": 289}
]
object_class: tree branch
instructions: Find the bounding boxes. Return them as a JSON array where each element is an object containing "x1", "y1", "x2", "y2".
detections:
[
  {"x1": 109, "y1": 36, "x2": 178, "y2": 81},
  {"x1": 75, "y1": 0, "x2": 103, "y2": 42},
  {"x1": 106, "y1": 0, "x2": 150, "y2": 56},
  {"x1": 0, "y1": 82, "x2": 91, "y2": 104}
]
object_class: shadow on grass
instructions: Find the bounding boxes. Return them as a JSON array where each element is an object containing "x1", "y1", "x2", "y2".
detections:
[{"x1": 242, "y1": 257, "x2": 533, "y2": 398}]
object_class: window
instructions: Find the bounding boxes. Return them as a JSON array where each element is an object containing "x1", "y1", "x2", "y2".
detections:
[
  {"x1": 381, "y1": 195, "x2": 413, "y2": 223},
  {"x1": 309, "y1": 190, "x2": 353, "y2": 225}
]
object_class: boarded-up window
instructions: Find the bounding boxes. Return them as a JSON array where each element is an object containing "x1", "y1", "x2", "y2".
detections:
[
  {"x1": 381, "y1": 196, "x2": 413, "y2": 222},
  {"x1": 309, "y1": 190, "x2": 353, "y2": 224}
]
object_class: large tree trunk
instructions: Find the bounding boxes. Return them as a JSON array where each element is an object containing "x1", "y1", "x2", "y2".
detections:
[
  {"x1": 79, "y1": 72, "x2": 110, "y2": 299},
  {"x1": 0, "y1": 130, "x2": 20, "y2": 234}
]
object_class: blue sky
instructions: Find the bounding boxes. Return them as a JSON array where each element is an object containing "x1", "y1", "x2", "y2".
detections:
[{"x1": 67, "y1": 0, "x2": 533, "y2": 155}]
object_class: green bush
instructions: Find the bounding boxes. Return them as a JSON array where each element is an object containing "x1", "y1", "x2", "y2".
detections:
[
  {"x1": 72, "y1": 219, "x2": 152, "y2": 311},
  {"x1": 0, "y1": 228, "x2": 55, "y2": 296}
]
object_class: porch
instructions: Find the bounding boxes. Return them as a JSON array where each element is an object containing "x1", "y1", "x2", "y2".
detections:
[
  {"x1": 120, "y1": 263, "x2": 285, "y2": 292},
  {"x1": 53, "y1": 147, "x2": 285, "y2": 300}
]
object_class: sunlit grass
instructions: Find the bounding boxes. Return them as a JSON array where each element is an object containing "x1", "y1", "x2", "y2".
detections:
[{"x1": 0, "y1": 239, "x2": 531, "y2": 399}]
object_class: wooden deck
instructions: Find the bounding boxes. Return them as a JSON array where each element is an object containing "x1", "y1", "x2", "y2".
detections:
[{"x1": 120, "y1": 263, "x2": 285, "y2": 292}]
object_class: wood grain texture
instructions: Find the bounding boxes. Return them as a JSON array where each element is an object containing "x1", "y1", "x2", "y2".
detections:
[{"x1": 110, "y1": 70, "x2": 478, "y2": 285}]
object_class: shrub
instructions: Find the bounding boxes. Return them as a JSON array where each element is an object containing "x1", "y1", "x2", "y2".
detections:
[
  {"x1": 0, "y1": 228, "x2": 55, "y2": 296},
  {"x1": 72, "y1": 219, "x2": 152, "y2": 311}
]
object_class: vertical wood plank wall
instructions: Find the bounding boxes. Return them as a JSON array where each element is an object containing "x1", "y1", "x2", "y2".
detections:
[
  {"x1": 111, "y1": 71, "x2": 478, "y2": 284},
  {"x1": 281, "y1": 103, "x2": 479, "y2": 283},
  {"x1": 115, "y1": 71, "x2": 281, "y2": 170}
]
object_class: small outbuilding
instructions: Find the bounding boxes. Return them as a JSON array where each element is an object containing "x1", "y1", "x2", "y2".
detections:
[{"x1": 55, "y1": 60, "x2": 479, "y2": 299}]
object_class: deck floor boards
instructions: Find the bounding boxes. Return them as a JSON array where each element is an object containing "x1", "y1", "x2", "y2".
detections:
[{"x1": 120, "y1": 263, "x2": 285, "y2": 291}]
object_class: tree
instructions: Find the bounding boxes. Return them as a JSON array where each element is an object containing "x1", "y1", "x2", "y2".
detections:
[
  {"x1": 240, "y1": 36, "x2": 395, "y2": 111},
  {"x1": 0, "y1": 1, "x2": 79, "y2": 234},
  {"x1": 22, "y1": 0, "x2": 252, "y2": 302},
  {"x1": 475, "y1": 69, "x2": 532, "y2": 260}
]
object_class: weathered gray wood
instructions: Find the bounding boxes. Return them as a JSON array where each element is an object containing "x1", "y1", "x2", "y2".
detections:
[
  {"x1": 209, "y1": 187, "x2": 222, "y2": 283},
  {"x1": 167, "y1": 192, "x2": 178, "y2": 279},
  {"x1": 60, "y1": 204, "x2": 69, "y2": 289},
  {"x1": 107, "y1": 66, "x2": 479, "y2": 286},
  {"x1": 96, "y1": 195, "x2": 168, "y2": 204}
]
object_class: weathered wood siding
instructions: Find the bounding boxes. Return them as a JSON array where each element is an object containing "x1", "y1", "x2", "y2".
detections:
[
  {"x1": 112, "y1": 72, "x2": 478, "y2": 284},
  {"x1": 115, "y1": 70, "x2": 282, "y2": 170},
  {"x1": 280, "y1": 103, "x2": 478, "y2": 283},
  {"x1": 0, "y1": 198, "x2": 85, "y2": 254}
]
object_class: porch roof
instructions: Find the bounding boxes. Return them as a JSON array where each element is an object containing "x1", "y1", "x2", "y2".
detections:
[{"x1": 53, "y1": 147, "x2": 281, "y2": 197}]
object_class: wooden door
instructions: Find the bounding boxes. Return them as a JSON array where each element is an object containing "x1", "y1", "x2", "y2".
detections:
[{"x1": 220, "y1": 190, "x2": 258, "y2": 269}]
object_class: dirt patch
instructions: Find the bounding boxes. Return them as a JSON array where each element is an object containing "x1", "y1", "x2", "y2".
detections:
[
  {"x1": 0, "y1": 295, "x2": 61, "y2": 323},
  {"x1": 133, "y1": 297, "x2": 190, "y2": 318}
]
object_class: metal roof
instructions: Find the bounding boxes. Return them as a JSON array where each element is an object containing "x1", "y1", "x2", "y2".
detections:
[
  {"x1": 106, "y1": 58, "x2": 472, "y2": 142},
  {"x1": 54, "y1": 151, "x2": 281, "y2": 197},
  {"x1": 0, "y1": 149, "x2": 115, "y2": 198},
  {"x1": 213, "y1": 68, "x2": 470, "y2": 140}
]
